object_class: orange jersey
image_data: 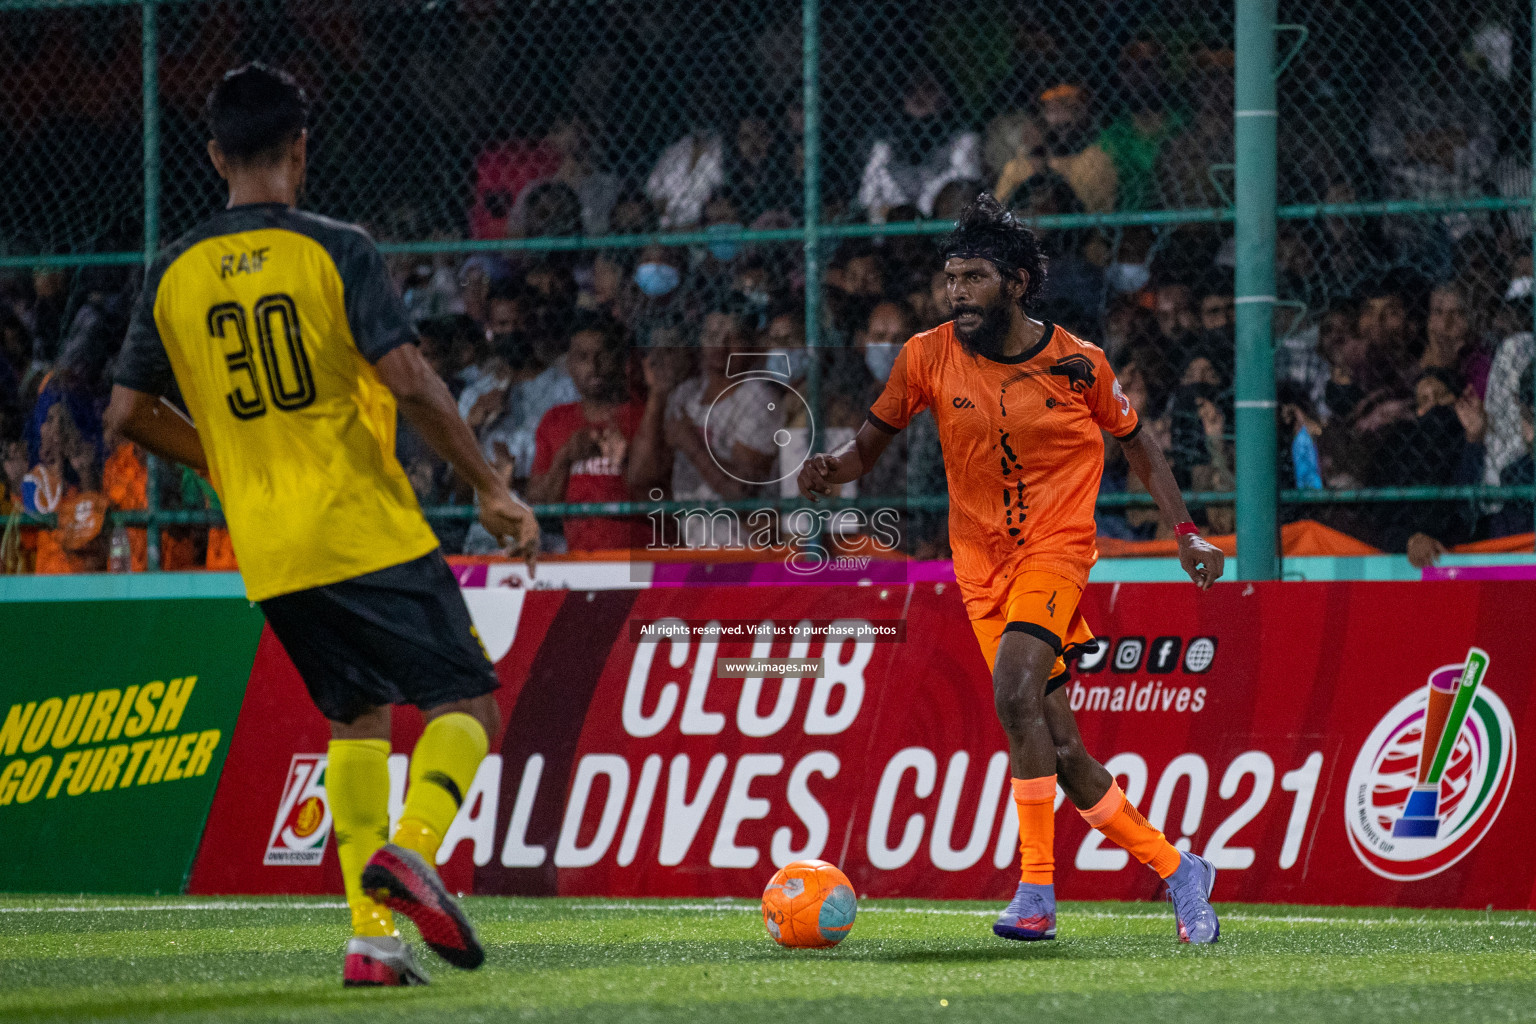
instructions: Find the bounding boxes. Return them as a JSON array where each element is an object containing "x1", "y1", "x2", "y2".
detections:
[{"x1": 869, "y1": 320, "x2": 1138, "y2": 617}]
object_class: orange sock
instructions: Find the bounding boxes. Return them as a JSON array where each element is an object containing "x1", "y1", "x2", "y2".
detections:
[
  {"x1": 1012, "y1": 775, "x2": 1056, "y2": 885},
  {"x1": 1080, "y1": 782, "x2": 1182, "y2": 879}
]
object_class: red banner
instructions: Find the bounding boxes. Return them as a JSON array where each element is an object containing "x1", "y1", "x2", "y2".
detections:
[{"x1": 190, "y1": 581, "x2": 1536, "y2": 909}]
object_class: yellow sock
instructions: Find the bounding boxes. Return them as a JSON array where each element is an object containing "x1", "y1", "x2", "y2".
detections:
[
  {"x1": 393, "y1": 713, "x2": 488, "y2": 863},
  {"x1": 326, "y1": 738, "x2": 395, "y2": 937}
]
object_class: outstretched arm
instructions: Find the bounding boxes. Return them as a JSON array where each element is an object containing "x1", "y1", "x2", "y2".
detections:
[
  {"x1": 374, "y1": 343, "x2": 538, "y2": 567},
  {"x1": 1118, "y1": 428, "x2": 1224, "y2": 589},
  {"x1": 796, "y1": 419, "x2": 897, "y2": 500}
]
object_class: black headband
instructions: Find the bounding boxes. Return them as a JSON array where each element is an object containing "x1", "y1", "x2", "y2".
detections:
[{"x1": 943, "y1": 248, "x2": 1021, "y2": 276}]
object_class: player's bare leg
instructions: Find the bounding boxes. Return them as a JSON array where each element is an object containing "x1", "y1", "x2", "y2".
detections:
[
  {"x1": 991, "y1": 631, "x2": 1061, "y2": 940},
  {"x1": 362, "y1": 692, "x2": 498, "y2": 969},
  {"x1": 993, "y1": 633, "x2": 1060, "y2": 779},
  {"x1": 1043, "y1": 688, "x2": 1220, "y2": 943},
  {"x1": 426, "y1": 692, "x2": 500, "y2": 741},
  {"x1": 1042, "y1": 688, "x2": 1114, "y2": 809}
]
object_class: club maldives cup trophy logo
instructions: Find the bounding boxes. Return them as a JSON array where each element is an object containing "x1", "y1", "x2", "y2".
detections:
[{"x1": 1346, "y1": 647, "x2": 1517, "y2": 881}]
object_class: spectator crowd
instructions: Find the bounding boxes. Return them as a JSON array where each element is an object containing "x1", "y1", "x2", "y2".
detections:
[{"x1": 2, "y1": 4, "x2": 1534, "y2": 570}]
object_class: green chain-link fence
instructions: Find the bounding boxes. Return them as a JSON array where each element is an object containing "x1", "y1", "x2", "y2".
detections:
[{"x1": 1, "y1": 0, "x2": 1533, "y2": 575}]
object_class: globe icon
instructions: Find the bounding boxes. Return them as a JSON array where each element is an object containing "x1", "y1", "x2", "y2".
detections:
[{"x1": 1184, "y1": 637, "x2": 1216, "y2": 673}]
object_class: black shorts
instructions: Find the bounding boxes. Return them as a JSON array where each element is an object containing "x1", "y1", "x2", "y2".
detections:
[{"x1": 260, "y1": 551, "x2": 500, "y2": 724}]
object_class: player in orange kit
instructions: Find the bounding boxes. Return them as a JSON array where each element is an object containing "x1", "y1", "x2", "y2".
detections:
[{"x1": 798, "y1": 194, "x2": 1225, "y2": 943}]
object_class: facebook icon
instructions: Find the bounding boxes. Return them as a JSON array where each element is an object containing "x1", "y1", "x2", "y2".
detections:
[{"x1": 1148, "y1": 636, "x2": 1183, "y2": 674}]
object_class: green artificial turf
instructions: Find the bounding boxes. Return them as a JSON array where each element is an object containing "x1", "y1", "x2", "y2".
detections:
[{"x1": 1, "y1": 896, "x2": 1534, "y2": 1023}]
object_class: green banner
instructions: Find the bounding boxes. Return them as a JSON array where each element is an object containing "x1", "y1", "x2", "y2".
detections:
[{"x1": 0, "y1": 599, "x2": 262, "y2": 893}]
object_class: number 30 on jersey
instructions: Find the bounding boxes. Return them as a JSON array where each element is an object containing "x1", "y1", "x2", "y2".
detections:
[{"x1": 208, "y1": 293, "x2": 316, "y2": 419}]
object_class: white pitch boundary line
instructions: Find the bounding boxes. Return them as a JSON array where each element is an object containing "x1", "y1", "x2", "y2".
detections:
[
  {"x1": 844, "y1": 907, "x2": 1536, "y2": 928},
  {"x1": 0, "y1": 901, "x2": 350, "y2": 914},
  {"x1": 1, "y1": 900, "x2": 1531, "y2": 928}
]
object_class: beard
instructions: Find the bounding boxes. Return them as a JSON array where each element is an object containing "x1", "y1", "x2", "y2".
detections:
[{"x1": 952, "y1": 297, "x2": 1014, "y2": 359}]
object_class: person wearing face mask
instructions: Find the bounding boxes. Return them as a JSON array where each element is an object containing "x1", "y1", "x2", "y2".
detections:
[
  {"x1": 849, "y1": 299, "x2": 943, "y2": 542},
  {"x1": 634, "y1": 257, "x2": 682, "y2": 299},
  {"x1": 629, "y1": 244, "x2": 693, "y2": 337},
  {"x1": 725, "y1": 254, "x2": 784, "y2": 331},
  {"x1": 1103, "y1": 226, "x2": 1156, "y2": 299},
  {"x1": 858, "y1": 300, "x2": 914, "y2": 385},
  {"x1": 1104, "y1": 258, "x2": 1151, "y2": 297},
  {"x1": 814, "y1": 300, "x2": 918, "y2": 434},
  {"x1": 689, "y1": 195, "x2": 748, "y2": 303},
  {"x1": 763, "y1": 308, "x2": 811, "y2": 387}
]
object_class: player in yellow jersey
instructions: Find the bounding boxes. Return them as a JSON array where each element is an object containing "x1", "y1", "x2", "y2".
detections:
[{"x1": 106, "y1": 64, "x2": 536, "y2": 986}]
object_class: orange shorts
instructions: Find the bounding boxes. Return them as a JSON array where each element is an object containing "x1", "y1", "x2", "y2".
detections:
[{"x1": 969, "y1": 569, "x2": 1097, "y2": 690}]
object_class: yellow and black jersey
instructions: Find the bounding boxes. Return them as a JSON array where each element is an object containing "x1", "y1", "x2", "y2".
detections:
[{"x1": 115, "y1": 203, "x2": 439, "y2": 602}]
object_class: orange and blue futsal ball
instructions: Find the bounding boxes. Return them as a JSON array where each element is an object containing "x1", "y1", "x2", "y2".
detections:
[{"x1": 761, "y1": 859, "x2": 857, "y2": 948}]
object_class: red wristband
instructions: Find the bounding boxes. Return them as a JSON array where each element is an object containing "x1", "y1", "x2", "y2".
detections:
[{"x1": 1174, "y1": 522, "x2": 1200, "y2": 537}]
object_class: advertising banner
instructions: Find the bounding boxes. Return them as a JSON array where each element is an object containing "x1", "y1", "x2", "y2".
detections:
[
  {"x1": 190, "y1": 581, "x2": 1536, "y2": 909},
  {"x1": 0, "y1": 599, "x2": 264, "y2": 892}
]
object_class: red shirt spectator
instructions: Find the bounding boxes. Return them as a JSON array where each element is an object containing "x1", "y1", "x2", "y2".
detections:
[
  {"x1": 527, "y1": 313, "x2": 647, "y2": 552},
  {"x1": 532, "y1": 400, "x2": 645, "y2": 552},
  {"x1": 469, "y1": 140, "x2": 562, "y2": 239}
]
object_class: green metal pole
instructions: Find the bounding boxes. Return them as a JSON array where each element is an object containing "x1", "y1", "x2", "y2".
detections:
[
  {"x1": 1530, "y1": 0, "x2": 1535, "y2": 540},
  {"x1": 1233, "y1": 0, "x2": 1279, "y2": 580},
  {"x1": 143, "y1": 0, "x2": 162, "y2": 570},
  {"x1": 801, "y1": 0, "x2": 822, "y2": 446},
  {"x1": 142, "y1": 0, "x2": 159, "y2": 262}
]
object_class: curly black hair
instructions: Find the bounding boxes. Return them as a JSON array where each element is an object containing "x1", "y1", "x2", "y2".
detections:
[{"x1": 939, "y1": 192, "x2": 1047, "y2": 310}]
